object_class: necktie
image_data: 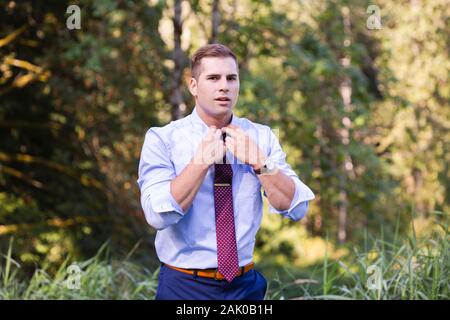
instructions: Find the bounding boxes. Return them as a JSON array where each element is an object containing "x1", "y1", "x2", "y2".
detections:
[{"x1": 214, "y1": 133, "x2": 239, "y2": 282}]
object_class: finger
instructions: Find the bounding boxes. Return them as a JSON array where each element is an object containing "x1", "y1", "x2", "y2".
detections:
[
  {"x1": 223, "y1": 127, "x2": 239, "y2": 138},
  {"x1": 232, "y1": 126, "x2": 245, "y2": 136},
  {"x1": 225, "y1": 139, "x2": 235, "y2": 152},
  {"x1": 204, "y1": 126, "x2": 216, "y2": 140},
  {"x1": 225, "y1": 136, "x2": 234, "y2": 144},
  {"x1": 221, "y1": 125, "x2": 237, "y2": 133},
  {"x1": 213, "y1": 129, "x2": 222, "y2": 140},
  {"x1": 227, "y1": 124, "x2": 240, "y2": 130},
  {"x1": 228, "y1": 125, "x2": 246, "y2": 136},
  {"x1": 236, "y1": 127, "x2": 245, "y2": 134}
]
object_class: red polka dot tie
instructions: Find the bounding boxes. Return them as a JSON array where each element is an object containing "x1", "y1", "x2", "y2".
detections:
[{"x1": 214, "y1": 133, "x2": 239, "y2": 282}]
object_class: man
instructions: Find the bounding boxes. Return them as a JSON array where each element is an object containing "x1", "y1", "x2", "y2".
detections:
[{"x1": 137, "y1": 43, "x2": 315, "y2": 300}]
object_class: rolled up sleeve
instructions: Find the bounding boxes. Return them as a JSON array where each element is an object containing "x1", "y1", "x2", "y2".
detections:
[
  {"x1": 137, "y1": 128, "x2": 185, "y2": 230},
  {"x1": 263, "y1": 129, "x2": 315, "y2": 221}
]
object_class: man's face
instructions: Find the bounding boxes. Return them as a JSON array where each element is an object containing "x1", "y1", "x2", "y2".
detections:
[{"x1": 189, "y1": 56, "x2": 240, "y2": 117}]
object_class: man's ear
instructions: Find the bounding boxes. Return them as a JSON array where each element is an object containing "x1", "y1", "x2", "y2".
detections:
[{"x1": 189, "y1": 77, "x2": 198, "y2": 97}]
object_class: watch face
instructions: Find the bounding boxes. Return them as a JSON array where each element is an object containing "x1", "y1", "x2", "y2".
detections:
[{"x1": 265, "y1": 158, "x2": 276, "y2": 170}]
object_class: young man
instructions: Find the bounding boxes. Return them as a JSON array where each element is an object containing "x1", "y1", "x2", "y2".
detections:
[{"x1": 137, "y1": 43, "x2": 315, "y2": 300}]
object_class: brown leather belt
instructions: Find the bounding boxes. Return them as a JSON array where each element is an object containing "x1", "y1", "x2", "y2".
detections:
[{"x1": 164, "y1": 262, "x2": 254, "y2": 280}]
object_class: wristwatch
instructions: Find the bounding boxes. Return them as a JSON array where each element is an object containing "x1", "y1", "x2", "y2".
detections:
[{"x1": 253, "y1": 157, "x2": 277, "y2": 175}]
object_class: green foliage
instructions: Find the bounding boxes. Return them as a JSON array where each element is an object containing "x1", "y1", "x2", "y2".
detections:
[
  {"x1": 0, "y1": 0, "x2": 449, "y2": 299},
  {"x1": 1, "y1": 212, "x2": 447, "y2": 300},
  {"x1": 1, "y1": 0, "x2": 166, "y2": 271},
  {"x1": 264, "y1": 211, "x2": 449, "y2": 300},
  {"x1": 0, "y1": 240, "x2": 159, "y2": 299}
]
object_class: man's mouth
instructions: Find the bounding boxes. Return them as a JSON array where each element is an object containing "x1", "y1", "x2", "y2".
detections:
[{"x1": 215, "y1": 97, "x2": 231, "y2": 102}]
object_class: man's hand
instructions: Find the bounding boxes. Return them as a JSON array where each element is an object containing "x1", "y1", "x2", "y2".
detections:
[
  {"x1": 222, "y1": 124, "x2": 267, "y2": 169},
  {"x1": 193, "y1": 126, "x2": 226, "y2": 166},
  {"x1": 223, "y1": 124, "x2": 294, "y2": 211},
  {"x1": 171, "y1": 126, "x2": 225, "y2": 212}
]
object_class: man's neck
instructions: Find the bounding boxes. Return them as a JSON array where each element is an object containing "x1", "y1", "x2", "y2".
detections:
[{"x1": 196, "y1": 106, "x2": 233, "y2": 129}]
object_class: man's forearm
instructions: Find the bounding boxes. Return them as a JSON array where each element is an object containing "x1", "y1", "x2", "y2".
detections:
[
  {"x1": 257, "y1": 171, "x2": 295, "y2": 211},
  {"x1": 170, "y1": 159, "x2": 210, "y2": 212}
]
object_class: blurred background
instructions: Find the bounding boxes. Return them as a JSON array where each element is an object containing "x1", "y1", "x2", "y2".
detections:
[{"x1": 0, "y1": 0, "x2": 449, "y2": 299}]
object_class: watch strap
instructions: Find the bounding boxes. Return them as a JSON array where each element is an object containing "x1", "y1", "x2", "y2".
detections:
[{"x1": 254, "y1": 164, "x2": 266, "y2": 175}]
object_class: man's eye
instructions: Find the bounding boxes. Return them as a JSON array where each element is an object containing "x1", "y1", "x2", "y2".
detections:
[
  {"x1": 228, "y1": 77, "x2": 236, "y2": 81},
  {"x1": 208, "y1": 76, "x2": 219, "y2": 80}
]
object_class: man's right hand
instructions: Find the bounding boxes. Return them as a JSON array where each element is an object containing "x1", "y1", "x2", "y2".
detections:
[
  {"x1": 172, "y1": 126, "x2": 224, "y2": 212},
  {"x1": 192, "y1": 126, "x2": 226, "y2": 166}
]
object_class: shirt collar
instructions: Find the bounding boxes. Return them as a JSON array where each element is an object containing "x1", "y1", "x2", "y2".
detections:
[
  {"x1": 189, "y1": 106, "x2": 244, "y2": 167},
  {"x1": 190, "y1": 106, "x2": 239, "y2": 133}
]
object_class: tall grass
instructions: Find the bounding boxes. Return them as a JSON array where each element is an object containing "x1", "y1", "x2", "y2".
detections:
[
  {"x1": 266, "y1": 211, "x2": 449, "y2": 300},
  {"x1": 0, "y1": 241, "x2": 159, "y2": 299},
  {"x1": 1, "y1": 212, "x2": 448, "y2": 300}
]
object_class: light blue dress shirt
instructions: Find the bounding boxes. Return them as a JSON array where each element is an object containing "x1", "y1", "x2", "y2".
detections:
[{"x1": 137, "y1": 107, "x2": 315, "y2": 269}]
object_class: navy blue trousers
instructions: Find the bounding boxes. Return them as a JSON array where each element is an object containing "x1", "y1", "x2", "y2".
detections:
[{"x1": 155, "y1": 264, "x2": 267, "y2": 300}]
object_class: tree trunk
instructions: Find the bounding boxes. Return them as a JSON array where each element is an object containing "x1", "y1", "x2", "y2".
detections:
[
  {"x1": 210, "y1": 0, "x2": 220, "y2": 43},
  {"x1": 170, "y1": 0, "x2": 186, "y2": 121},
  {"x1": 337, "y1": 6, "x2": 354, "y2": 244}
]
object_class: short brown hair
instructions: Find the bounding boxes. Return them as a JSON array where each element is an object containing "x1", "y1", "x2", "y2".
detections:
[{"x1": 190, "y1": 43, "x2": 238, "y2": 79}]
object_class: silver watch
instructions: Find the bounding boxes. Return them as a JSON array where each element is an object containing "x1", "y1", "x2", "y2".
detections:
[{"x1": 254, "y1": 157, "x2": 277, "y2": 175}]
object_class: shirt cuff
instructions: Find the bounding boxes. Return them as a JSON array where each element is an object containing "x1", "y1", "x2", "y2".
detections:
[
  {"x1": 150, "y1": 182, "x2": 186, "y2": 216},
  {"x1": 264, "y1": 177, "x2": 315, "y2": 219}
]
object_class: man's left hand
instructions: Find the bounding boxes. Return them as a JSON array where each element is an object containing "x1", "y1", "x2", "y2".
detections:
[{"x1": 222, "y1": 124, "x2": 267, "y2": 170}]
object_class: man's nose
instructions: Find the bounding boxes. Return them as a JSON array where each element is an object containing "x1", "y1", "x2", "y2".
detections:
[{"x1": 219, "y1": 78, "x2": 229, "y2": 92}]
